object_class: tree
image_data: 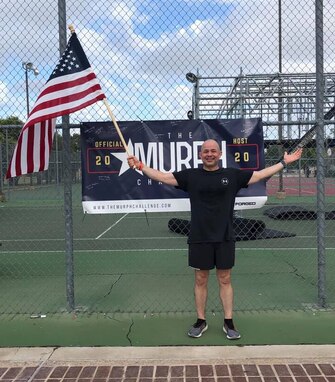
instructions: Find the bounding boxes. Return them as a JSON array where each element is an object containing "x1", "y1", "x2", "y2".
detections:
[
  {"x1": 71, "y1": 133, "x2": 81, "y2": 152},
  {"x1": 0, "y1": 116, "x2": 23, "y2": 143},
  {"x1": 0, "y1": 116, "x2": 24, "y2": 190}
]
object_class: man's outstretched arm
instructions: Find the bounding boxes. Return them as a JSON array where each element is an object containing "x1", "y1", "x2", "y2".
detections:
[
  {"x1": 248, "y1": 148, "x2": 303, "y2": 185},
  {"x1": 127, "y1": 155, "x2": 178, "y2": 186}
]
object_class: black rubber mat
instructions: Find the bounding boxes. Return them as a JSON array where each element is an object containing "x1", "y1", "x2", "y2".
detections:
[{"x1": 263, "y1": 206, "x2": 317, "y2": 220}]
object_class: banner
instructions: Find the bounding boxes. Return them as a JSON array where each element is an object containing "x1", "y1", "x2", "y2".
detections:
[{"x1": 81, "y1": 118, "x2": 266, "y2": 213}]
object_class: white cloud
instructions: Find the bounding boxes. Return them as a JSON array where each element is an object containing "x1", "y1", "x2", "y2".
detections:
[
  {"x1": 0, "y1": 82, "x2": 9, "y2": 103},
  {"x1": 111, "y1": 4, "x2": 136, "y2": 22}
]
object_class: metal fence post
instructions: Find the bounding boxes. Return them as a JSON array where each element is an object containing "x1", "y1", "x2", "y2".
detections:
[
  {"x1": 58, "y1": 0, "x2": 75, "y2": 312},
  {"x1": 315, "y1": 0, "x2": 327, "y2": 308}
]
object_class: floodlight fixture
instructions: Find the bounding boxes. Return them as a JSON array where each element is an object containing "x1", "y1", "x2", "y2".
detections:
[
  {"x1": 185, "y1": 72, "x2": 198, "y2": 83},
  {"x1": 23, "y1": 62, "x2": 39, "y2": 76},
  {"x1": 187, "y1": 110, "x2": 193, "y2": 120}
]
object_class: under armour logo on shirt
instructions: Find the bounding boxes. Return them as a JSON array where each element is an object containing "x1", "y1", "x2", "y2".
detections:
[{"x1": 221, "y1": 178, "x2": 229, "y2": 185}]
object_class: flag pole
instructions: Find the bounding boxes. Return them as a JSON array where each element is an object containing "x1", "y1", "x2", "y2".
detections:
[{"x1": 102, "y1": 98, "x2": 131, "y2": 155}]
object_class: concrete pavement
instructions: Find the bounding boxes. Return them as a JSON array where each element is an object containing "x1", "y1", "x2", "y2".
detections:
[
  {"x1": 0, "y1": 345, "x2": 335, "y2": 365},
  {"x1": 1, "y1": 346, "x2": 335, "y2": 382}
]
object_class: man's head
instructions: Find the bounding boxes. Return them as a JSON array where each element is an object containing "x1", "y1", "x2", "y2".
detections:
[{"x1": 200, "y1": 139, "x2": 222, "y2": 171}]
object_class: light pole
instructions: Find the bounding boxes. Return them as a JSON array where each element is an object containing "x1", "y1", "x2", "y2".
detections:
[
  {"x1": 186, "y1": 71, "x2": 200, "y2": 119},
  {"x1": 22, "y1": 62, "x2": 39, "y2": 117},
  {"x1": 277, "y1": 0, "x2": 285, "y2": 196},
  {"x1": 22, "y1": 62, "x2": 39, "y2": 185}
]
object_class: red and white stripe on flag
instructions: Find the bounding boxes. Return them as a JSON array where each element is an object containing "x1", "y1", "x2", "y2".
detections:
[
  {"x1": 6, "y1": 31, "x2": 105, "y2": 179},
  {"x1": 6, "y1": 119, "x2": 56, "y2": 178}
]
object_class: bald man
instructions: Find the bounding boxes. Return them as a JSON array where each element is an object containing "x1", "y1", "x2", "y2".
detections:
[{"x1": 128, "y1": 140, "x2": 302, "y2": 340}]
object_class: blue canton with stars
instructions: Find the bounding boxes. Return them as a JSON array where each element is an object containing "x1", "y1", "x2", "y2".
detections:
[{"x1": 48, "y1": 33, "x2": 91, "y2": 81}]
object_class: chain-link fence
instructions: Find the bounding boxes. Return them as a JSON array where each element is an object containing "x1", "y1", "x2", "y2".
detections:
[{"x1": 0, "y1": 0, "x2": 335, "y2": 316}]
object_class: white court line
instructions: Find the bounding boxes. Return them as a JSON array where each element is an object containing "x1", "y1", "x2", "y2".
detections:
[
  {"x1": 0, "y1": 233, "x2": 335, "y2": 243},
  {"x1": 0, "y1": 236, "x2": 186, "y2": 242},
  {"x1": 0, "y1": 237, "x2": 185, "y2": 242},
  {"x1": 1, "y1": 248, "x2": 186, "y2": 254},
  {"x1": 284, "y1": 187, "x2": 316, "y2": 195},
  {"x1": 1, "y1": 235, "x2": 334, "y2": 243},
  {"x1": 2, "y1": 247, "x2": 335, "y2": 254},
  {"x1": 95, "y1": 213, "x2": 129, "y2": 240}
]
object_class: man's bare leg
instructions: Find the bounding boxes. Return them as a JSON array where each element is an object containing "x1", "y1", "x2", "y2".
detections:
[
  {"x1": 216, "y1": 268, "x2": 233, "y2": 318},
  {"x1": 194, "y1": 269, "x2": 210, "y2": 319}
]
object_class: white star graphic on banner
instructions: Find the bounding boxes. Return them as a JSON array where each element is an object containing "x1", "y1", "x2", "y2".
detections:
[{"x1": 111, "y1": 139, "x2": 143, "y2": 176}]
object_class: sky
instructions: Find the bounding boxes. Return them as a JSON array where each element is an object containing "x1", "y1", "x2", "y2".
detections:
[{"x1": 1, "y1": 0, "x2": 335, "y2": 136}]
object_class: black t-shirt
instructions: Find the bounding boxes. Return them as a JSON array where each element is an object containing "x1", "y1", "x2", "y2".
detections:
[{"x1": 173, "y1": 168, "x2": 253, "y2": 243}]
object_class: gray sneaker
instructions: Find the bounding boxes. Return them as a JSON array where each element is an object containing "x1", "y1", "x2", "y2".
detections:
[
  {"x1": 188, "y1": 320, "x2": 208, "y2": 338},
  {"x1": 223, "y1": 323, "x2": 241, "y2": 340}
]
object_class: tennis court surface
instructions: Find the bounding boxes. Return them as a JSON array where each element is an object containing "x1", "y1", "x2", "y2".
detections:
[
  {"x1": 1, "y1": 179, "x2": 335, "y2": 347},
  {"x1": 1, "y1": 196, "x2": 335, "y2": 315}
]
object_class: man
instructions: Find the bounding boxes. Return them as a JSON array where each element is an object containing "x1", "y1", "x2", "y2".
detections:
[{"x1": 127, "y1": 139, "x2": 302, "y2": 340}]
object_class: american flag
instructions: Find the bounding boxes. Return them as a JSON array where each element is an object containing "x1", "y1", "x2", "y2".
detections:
[{"x1": 6, "y1": 32, "x2": 105, "y2": 178}]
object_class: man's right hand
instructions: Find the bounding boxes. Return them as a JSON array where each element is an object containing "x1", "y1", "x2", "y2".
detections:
[{"x1": 127, "y1": 155, "x2": 139, "y2": 170}]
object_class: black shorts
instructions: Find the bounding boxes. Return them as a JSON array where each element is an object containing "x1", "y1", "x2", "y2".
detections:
[{"x1": 188, "y1": 241, "x2": 235, "y2": 270}]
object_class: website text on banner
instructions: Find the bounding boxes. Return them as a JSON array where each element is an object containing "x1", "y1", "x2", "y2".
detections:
[{"x1": 81, "y1": 118, "x2": 266, "y2": 213}]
